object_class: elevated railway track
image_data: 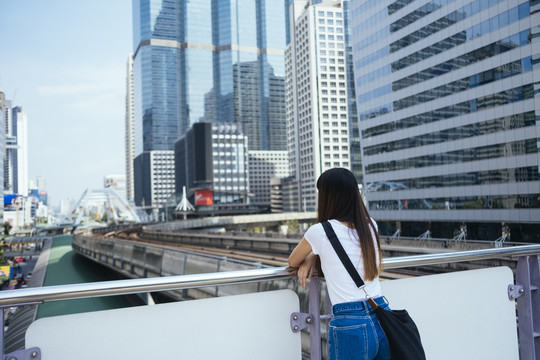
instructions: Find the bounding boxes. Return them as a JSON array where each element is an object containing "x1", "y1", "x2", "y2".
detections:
[{"x1": 87, "y1": 225, "x2": 517, "y2": 280}]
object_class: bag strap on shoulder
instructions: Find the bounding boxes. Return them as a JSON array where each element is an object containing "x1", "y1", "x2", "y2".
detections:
[
  {"x1": 321, "y1": 221, "x2": 379, "y2": 309},
  {"x1": 321, "y1": 221, "x2": 364, "y2": 288}
]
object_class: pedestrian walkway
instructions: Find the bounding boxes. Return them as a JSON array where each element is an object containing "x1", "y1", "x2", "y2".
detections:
[{"x1": 37, "y1": 235, "x2": 133, "y2": 319}]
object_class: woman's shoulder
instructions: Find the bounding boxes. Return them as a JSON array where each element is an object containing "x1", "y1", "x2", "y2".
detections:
[
  {"x1": 304, "y1": 222, "x2": 326, "y2": 248},
  {"x1": 309, "y1": 220, "x2": 342, "y2": 232},
  {"x1": 306, "y1": 222, "x2": 325, "y2": 234}
]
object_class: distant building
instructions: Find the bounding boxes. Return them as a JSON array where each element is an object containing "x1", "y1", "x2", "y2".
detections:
[
  {"x1": 286, "y1": 0, "x2": 357, "y2": 211},
  {"x1": 174, "y1": 122, "x2": 250, "y2": 208},
  {"x1": 282, "y1": 177, "x2": 302, "y2": 212},
  {"x1": 269, "y1": 176, "x2": 302, "y2": 213},
  {"x1": 350, "y1": 0, "x2": 540, "y2": 241},
  {"x1": 60, "y1": 198, "x2": 75, "y2": 217},
  {"x1": 134, "y1": 151, "x2": 175, "y2": 208},
  {"x1": 28, "y1": 176, "x2": 48, "y2": 206},
  {"x1": 104, "y1": 174, "x2": 127, "y2": 200},
  {"x1": 0, "y1": 90, "x2": 4, "y2": 222},
  {"x1": 248, "y1": 150, "x2": 290, "y2": 207},
  {"x1": 3, "y1": 196, "x2": 33, "y2": 230},
  {"x1": 270, "y1": 177, "x2": 284, "y2": 213},
  {"x1": 4, "y1": 102, "x2": 28, "y2": 197},
  {"x1": 125, "y1": 54, "x2": 135, "y2": 203},
  {"x1": 36, "y1": 176, "x2": 47, "y2": 192},
  {"x1": 38, "y1": 192, "x2": 48, "y2": 207},
  {"x1": 132, "y1": 1, "x2": 289, "y2": 206}
]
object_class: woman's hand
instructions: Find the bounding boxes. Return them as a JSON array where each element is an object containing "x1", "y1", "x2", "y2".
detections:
[
  {"x1": 289, "y1": 238, "x2": 318, "y2": 288},
  {"x1": 296, "y1": 252, "x2": 319, "y2": 288}
]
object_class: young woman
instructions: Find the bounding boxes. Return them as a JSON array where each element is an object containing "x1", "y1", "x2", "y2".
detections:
[{"x1": 289, "y1": 168, "x2": 390, "y2": 360}]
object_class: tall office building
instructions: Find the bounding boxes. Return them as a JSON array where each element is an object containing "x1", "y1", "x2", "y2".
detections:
[
  {"x1": 132, "y1": 0, "x2": 289, "y2": 207},
  {"x1": 286, "y1": 0, "x2": 358, "y2": 211},
  {"x1": 4, "y1": 102, "x2": 28, "y2": 197},
  {"x1": 351, "y1": 0, "x2": 540, "y2": 241},
  {"x1": 3, "y1": 99, "x2": 12, "y2": 194},
  {"x1": 0, "y1": 90, "x2": 4, "y2": 222},
  {"x1": 125, "y1": 55, "x2": 135, "y2": 203}
]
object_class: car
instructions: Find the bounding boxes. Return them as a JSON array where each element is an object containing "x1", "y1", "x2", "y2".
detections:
[{"x1": 14, "y1": 257, "x2": 24, "y2": 263}]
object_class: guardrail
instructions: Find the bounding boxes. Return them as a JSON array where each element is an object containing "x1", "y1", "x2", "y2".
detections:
[
  {"x1": 0, "y1": 244, "x2": 539, "y2": 359},
  {"x1": 1, "y1": 244, "x2": 538, "y2": 305}
]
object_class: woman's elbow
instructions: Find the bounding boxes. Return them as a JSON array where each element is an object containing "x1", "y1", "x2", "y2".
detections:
[
  {"x1": 288, "y1": 238, "x2": 311, "y2": 267},
  {"x1": 288, "y1": 256, "x2": 300, "y2": 268}
]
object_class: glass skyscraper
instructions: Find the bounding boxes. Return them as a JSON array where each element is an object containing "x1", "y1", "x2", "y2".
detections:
[
  {"x1": 132, "y1": 0, "x2": 289, "y2": 206},
  {"x1": 351, "y1": 0, "x2": 540, "y2": 241},
  {"x1": 0, "y1": 90, "x2": 4, "y2": 221}
]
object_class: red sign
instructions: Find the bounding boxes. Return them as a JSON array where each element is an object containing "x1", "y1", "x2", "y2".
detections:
[{"x1": 195, "y1": 190, "x2": 213, "y2": 205}]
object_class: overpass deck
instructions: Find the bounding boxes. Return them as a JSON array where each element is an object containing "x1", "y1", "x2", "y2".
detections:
[
  {"x1": 1, "y1": 244, "x2": 539, "y2": 359},
  {"x1": 37, "y1": 235, "x2": 132, "y2": 318}
]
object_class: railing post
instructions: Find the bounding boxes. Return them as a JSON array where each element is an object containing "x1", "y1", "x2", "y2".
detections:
[
  {"x1": 515, "y1": 255, "x2": 540, "y2": 360},
  {"x1": 308, "y1": 275, "x2": 322, "y2": 360}
]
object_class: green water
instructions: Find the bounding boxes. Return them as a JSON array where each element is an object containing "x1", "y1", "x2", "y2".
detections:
[{"x1": 37, "y1": 235, "x2": 133, "y2": 319}]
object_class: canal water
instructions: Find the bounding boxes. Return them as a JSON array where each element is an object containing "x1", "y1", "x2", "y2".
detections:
[{"x1": 37, "y1": 235, "x2": 135, "y2": 319}]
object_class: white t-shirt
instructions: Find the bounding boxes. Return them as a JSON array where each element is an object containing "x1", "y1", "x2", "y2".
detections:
[{"x1": 304, "y1": 219, "x2": 382, "y2": 305}]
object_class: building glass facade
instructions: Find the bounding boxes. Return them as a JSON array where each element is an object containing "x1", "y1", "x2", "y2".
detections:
[
  {"x1": 4, "y1": 104, "x2": 28, "y2": 197},
  {"x1": 351, "y1": 0, "x2": 540, "y2": 241},
  {"x1": 125, "y1": 55, "x2": 135, "y2": 203},
  {"x1": 0, "y1": 91, "x2": 4, "y2": 222},
  {"x1": 132, "y1": 0, "x2": 289, "y2": 153},
  {"x1": 133, "y1": 0, "x2": 289, "y2": 205}
]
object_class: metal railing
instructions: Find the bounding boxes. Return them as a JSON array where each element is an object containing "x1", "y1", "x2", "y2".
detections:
[
  {"x1": 0, "y1": 244, "x2": 539, "y2": 359},
  {"x1": 0, "y1": 244, "x2": 537, "y2": 306}
]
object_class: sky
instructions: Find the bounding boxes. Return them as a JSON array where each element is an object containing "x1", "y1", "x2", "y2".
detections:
[{"x1": 0, "y1": 0, "x2": 133, "y2": 208}]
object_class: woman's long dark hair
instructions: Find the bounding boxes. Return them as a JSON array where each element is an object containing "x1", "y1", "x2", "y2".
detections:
[{"x1": 316, "y1": 168, "x2": 382, "y2": 280}]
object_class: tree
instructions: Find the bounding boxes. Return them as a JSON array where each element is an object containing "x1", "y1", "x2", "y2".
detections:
[
  {"x1": 3, "y1": 222, "x2": 12, "y2": 236},
  {"x1": 286, "y1": 219, "x2": 300, "y2": 234}
]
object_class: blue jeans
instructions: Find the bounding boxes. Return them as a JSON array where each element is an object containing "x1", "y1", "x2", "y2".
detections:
[{"x1": 328, "y1": 297, "x2": 391, "y2": 360}]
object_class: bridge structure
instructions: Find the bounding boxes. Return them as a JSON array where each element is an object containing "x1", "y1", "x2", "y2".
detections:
[
  {"x1": 71, "y1": 188, "x2": 141, "y2": 226},
  {"x1": 2, "y1": 213, "x2": 540, "y2": 359},
  {"x1": 0, "y1": 237, "x2": 539, "y2": 359},
  {"x1": 144, "y1": 211, "x2": 317, "y2": 232}
]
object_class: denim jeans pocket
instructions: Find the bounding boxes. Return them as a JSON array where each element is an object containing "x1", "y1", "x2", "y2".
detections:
[{"x1": 329, "y1": 322, "x2": 369, "y2": 360}]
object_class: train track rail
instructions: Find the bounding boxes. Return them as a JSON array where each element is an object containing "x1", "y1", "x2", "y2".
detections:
[
  {"x1": 121, "y1": 234, "x2": 429, "y2": 279},
  {"x1": 90, "y1": 227, "x2": 516, "y2": 281}
]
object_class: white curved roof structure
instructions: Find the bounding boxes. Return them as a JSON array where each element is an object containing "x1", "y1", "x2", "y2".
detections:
[{"x1": 72, "y1": 188, "x2": 141, "y2": 226}]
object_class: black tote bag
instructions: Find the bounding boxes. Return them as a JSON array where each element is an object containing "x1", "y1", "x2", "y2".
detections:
[
  {"x1": 372, "y1": 305, "x2": 426, "y2": 359},
  {"x1": 321, "y1": 221, "x2": 426, "y2": 360}
]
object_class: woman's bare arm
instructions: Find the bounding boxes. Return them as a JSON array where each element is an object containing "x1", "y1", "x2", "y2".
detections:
[{"x1": 288, "y1": 238, "x2": 313, "y2": 267}]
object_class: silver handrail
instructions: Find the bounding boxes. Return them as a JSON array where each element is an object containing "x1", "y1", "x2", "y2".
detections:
[
  {"x1": 382, "y1": 243, "x2": 540, "y2": 269},
  {"x1": 0, "y1": 244, "x2": 539, "y2": 307}
]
